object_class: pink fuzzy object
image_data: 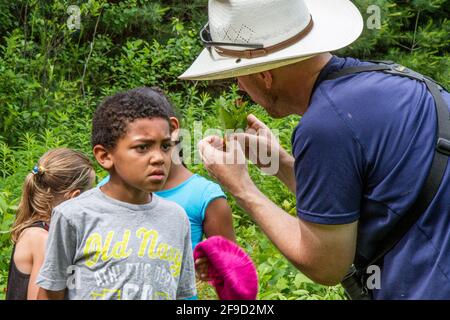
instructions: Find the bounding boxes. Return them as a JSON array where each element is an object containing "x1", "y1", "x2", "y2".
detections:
[{"x1": 193, "y1": 236, "x2": 258, "y2": 300}]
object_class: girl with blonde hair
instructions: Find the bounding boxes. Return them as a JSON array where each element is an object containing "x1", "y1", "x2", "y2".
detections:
[{"x1": 6, "y1": 148, "x2": 95, "y2": 300}]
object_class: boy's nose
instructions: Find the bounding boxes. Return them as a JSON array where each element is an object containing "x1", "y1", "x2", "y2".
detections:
[{"x1": 149, "y1": 150, "x2": 165, "y2": 165}]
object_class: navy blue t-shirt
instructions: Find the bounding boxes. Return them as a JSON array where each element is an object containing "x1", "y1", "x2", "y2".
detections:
[{"x1": 292, "y1": 56, "x2": 450, "y2": 299}]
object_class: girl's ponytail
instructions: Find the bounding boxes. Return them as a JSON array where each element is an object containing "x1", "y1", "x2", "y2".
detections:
[
  {"x1": 10, "y1": 148, "x2": 94, "y2": 244},
  {"x1": 11, "y1": 172, "x2": 53, "y2": 243}
]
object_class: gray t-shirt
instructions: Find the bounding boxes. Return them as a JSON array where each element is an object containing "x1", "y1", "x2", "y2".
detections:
[{"x1": 36, "y1": 187, "x2": 196, "y2": 300}]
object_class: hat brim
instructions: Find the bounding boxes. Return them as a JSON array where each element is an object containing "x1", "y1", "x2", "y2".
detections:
[{"x1": 179, "y1": 0, "x2": 363, "y2": 81}]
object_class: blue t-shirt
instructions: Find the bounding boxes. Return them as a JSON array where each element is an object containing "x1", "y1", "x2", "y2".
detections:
[
  {"x1": 97, "y1": 174, "x2": 226, "y2": 250},
  {"x1": 293, "y1": 55, "x2": 450, "y2": 299},
  {"x1": 155, "y1": 174, "x2": 226, "y2": 249}
]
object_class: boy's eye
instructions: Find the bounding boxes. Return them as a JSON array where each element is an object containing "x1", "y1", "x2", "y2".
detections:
[
  {"x1": 162, "y1": 142, "x2": 174, "y2": 152},
  {"x1": 136, "y1": 144, "x2": 150, "y2": 152}
]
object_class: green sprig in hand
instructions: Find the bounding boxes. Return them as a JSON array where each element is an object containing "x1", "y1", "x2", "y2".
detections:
[
  {"x1": 217, "y1": 96, "x2": 249, "y2": 148},
  {"x1": 218, "y1": 96, "x2": 249, "y2": 132}
]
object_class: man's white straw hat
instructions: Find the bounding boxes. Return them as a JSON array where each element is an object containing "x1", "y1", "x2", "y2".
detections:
[{"x1": 179, "y1": 0, "x2": 364, "y2": 81}]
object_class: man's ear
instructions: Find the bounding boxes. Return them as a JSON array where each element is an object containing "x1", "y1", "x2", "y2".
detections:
[
  {"x1": 259, "y1": 71, "x2": 273, "y2": 90},
  {"x1": 93, "y1": 144, "x2": 113, "y2": 170},
  {"x1": 170, "y1": 117, "x2": 180, "y2": 140}
]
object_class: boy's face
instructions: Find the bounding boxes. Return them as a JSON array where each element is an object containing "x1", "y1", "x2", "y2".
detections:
[{"x1": 109, "y1": 118, "x2": 173, "y2": 193}]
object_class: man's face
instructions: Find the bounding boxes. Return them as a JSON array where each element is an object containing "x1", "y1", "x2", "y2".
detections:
[
  {"x1": 237, "y1": 74, "x2": 284, "y2": 118},
  {"x1": 237, "y1": 75, "x2": 265, "y2": 105},
  {"x1": 110, "y1": 118, "x2": 173, "y2": 193}
]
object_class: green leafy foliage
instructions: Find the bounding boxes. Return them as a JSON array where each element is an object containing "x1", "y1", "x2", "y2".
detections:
[
  {"x1": 216, "y1": 86, "x2": 249, "y2": 132},
  {"x1": 0, "y1": 0, "x2": 448, "y2": 300}
]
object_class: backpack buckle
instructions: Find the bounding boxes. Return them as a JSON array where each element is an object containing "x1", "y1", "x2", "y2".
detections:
[
  {"x1": 393, "y1": 65, "x2": 408, "y2": 73},
  {"x1": 437, "y1": 138, "x2": 450, "y2": 156}
]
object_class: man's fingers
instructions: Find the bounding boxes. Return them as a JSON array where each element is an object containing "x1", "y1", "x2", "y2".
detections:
[
  {"x1": 198, "y1": 140, "x2": 215, "y2": 168},
  {"x1": 231, "y1": 132, "x2": 258, "y2": 144},
  {"x1": 199, "y1": 136, "x2": 224, "y2": 153},
  {"x1": 230, "y1": 133, "x2": 256, "y2": 155},
  {"x1": 198, "y1": 136, "x2": 220, "y2": 159},
  {"x1": 247, "y1": 114, "x2": 269, "y2": 131},
  {"x1": 231, "y1": 132, "x2": 270, "y2": 153},
  {"x1": 209, "y1": 136, "x2": 225, "y2": 149},
  {"x1": 227, "y1": 137, "x2": 247, "y2": 164},
  {"x1": 198, "y1": 136, "x2": 228, "y2": 170}
]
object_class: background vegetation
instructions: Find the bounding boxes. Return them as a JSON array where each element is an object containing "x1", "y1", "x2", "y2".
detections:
[{"x1": 0, "y1": 0, "x2": 448, "y2": 300}]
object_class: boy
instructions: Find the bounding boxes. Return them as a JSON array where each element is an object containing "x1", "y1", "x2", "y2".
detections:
[{"x1": 36, "y1": 87, "x2": 196, "y2": 300}]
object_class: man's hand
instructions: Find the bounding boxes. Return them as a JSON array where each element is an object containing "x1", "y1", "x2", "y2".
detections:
[
  {"x1": 198, "y1": 135, "x2": 253, "y2": 196},
  {"x1": 232, "y1": 114, "x2": 296, "y2": 192},
  {"x1": 233, "y1": 114, "x2": 284, "y2": 171}
]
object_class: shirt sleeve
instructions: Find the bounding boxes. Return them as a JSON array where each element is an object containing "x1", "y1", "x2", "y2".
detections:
[
  {"x1": 200, "y1": 182, "x2": 227, "y2": 221},
  {"x1": 36, "y1": 208, "x2": 77, "y2": 291},
  {"x1": 176, "y1": 220, "x2": 197, "y2": 299},
  {"x1": 292, "y1": 100, "x2": 365, "y2": 225}
]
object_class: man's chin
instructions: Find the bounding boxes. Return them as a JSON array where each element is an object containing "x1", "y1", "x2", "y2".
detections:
[
  {"x1": 261, "y1": 103, "x2": 286, "y2": 119},
  {"x1": 266, "y1": 109, "x2": 285, "y2": 119}
]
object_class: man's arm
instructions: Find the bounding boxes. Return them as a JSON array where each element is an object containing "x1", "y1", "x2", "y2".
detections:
[
  {"x1": 234, "y1": 183, "x2": 357, "y2": 285},
  {"x1": 275, "y1": 152, "x2": 296, "y2": 193},
  {"x1": 198, "y1": 136, "x2": 357, "y2": 285}
]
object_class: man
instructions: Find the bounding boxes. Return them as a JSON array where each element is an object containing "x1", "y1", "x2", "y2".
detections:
[{"x1": 180, "y1": 0, "x2": 450, "y2": 299}]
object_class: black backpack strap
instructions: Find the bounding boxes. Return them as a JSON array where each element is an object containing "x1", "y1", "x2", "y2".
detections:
[
  {"x1": 326, "y1": 62, "x2": 446, "y2": 91},
  {"x1": 325, "y1": 65, "x2": 392, "y2": 81},
  {"x1": 325, "y1": 62, "x2": 450, "y2": 279},
  {"x1": 366, "y1": 130, "x2": 449, "y2": 269},
  {"x1": 425, "y1": 79, "x2": 450, "y2": 156}
]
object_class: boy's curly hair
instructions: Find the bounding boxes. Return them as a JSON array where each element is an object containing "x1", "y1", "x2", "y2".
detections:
[{"x1": 91, "y1": 87, "x2": 174, "y2": 150}]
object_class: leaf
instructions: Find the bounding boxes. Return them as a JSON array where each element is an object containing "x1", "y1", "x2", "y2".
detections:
[
  {"x1": 258, "y1": 263, "x2": 273, "y2": 276},
  {"x1": 292, "y1": 289, "x2": 310, "y2": 296},
  {"x1": 217, "y1": 97, "x2": 249, "y2": 132},
  {"x1": 276, "y1": 278, "x2": 288, "y2": 291},
  {"x1": 294, "y1": 273, "x2": 314, "y2": 287},
  {"x1": 219, "y1": 106, "x2": 236, "y2": 130},
  {"x1": 0, "y1": 196, "x2": 8, "y2": 214}
]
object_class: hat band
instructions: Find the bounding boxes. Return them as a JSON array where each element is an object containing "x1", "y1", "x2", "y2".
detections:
[{"x1": 214, "y1": 16, "x2": 314, "y2": 59}]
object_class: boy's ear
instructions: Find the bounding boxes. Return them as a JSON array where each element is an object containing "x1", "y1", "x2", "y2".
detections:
[
  {"x1": 170, "y1": 117, "x2": 180, "y2": 140},
  {"x1": 93, "y1": 145, "x2": 113, "y2": 170},
  {"x1": 170, "y1": 117, "x2": 180, "y2": 130}
]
